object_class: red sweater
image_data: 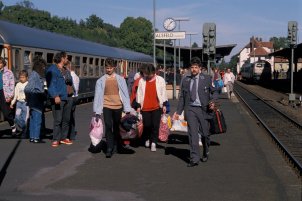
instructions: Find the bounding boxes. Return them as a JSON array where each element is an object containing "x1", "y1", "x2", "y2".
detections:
[{"x1": 142, "y1": 78, "x2": 159, "y2": 111}]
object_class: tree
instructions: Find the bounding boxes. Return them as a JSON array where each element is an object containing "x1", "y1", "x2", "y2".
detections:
[
  {"x1": 119, "y1": 17, "x2": 153, "y2": 54},
  {"x1": 17, "y1": 0, "x2": 34, "y2": 9},
  {"x1": 269, "y1": 36, "x2": 288, "y2": 50},
  {"x1": 0, "y1": 1, "x2": 4, "y2": 11},
  {"x1": 192, "y1": 42, "x2": 198, "y2": 48},
  {"x1": 85, "y1": 14, "x2": 104, "y2": 29}
]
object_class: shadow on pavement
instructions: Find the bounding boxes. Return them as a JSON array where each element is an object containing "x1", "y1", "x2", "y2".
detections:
[
  {"x1": 0, "y1": 139, "x2": 22, "y2": 187},
  {"x1": 165, "y1": 146, "x2": 190, "y2": 163}
]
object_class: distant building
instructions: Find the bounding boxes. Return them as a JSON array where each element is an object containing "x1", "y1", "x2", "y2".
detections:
[{"x1": 237, "y1": 36, "x2": 274, "y2": 74}]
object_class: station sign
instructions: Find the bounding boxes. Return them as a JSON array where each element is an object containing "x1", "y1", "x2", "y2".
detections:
[{"x1": 155, "y1": 31, "x2": 186, "y2": 40}]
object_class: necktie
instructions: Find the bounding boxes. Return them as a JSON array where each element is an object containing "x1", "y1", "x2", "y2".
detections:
[{"x1": 190, "y1": 77, "x2": 197, "y2": 101}]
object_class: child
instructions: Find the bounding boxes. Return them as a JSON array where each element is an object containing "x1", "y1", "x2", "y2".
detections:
[
  {"x1": 10, "y1": 70, "x2": 29, "y2": 138},
  {"x1": 24, "y1": 56, "x2": 47, "y2": 143}
]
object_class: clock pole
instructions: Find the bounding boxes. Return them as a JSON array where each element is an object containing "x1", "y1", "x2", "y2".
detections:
[{"x1": 153, "y1": 0, "x2": 156, "y2": 68}]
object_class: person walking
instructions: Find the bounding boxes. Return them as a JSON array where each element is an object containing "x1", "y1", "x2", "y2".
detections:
[
  {"x1": 93, "y1": 58, "x2": 131, "y2": 158},
  {"x1": 135, "y1": 64, "x2": 168, "y2": 152},
  {"x1": 0, "y1": 57, "x2": 16, "y2": 135},
  {"x1": 46, "y1": 51, "x2": 71, "y2": 147},
  {"x1": 65, "y1": 61, "x2": 80, "y2": 141},
  {"x1": 223, "y1": 68, "x2": 235, "y2": 99},
  {"x1": 24, "y1": 56, "x2": 47, "y2": 143},
  {"x1": 174, "y1": 57, "x2": 215, "y2": 167},
  {"x1": 10, "y1": 70, "x2": 29, "y2": 138}
]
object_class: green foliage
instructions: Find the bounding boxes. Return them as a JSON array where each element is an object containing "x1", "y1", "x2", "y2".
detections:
[
  {"x1": 0, "y1": 1, "x2": 154, "y2": 55},
  {"x1": 119, "y1": 17, "x2": 153, "y2": 54},
  {"x1": 269, "y1": 36, "x2": 289, "y2": 50},
  {"x1": 192, "y1": 42, "x2": 198, "y2": 48}
]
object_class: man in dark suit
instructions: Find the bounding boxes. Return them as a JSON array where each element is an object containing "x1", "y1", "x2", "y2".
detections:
[{"x1": 175, "y1": 57, "x2": 215, "y2": 167}]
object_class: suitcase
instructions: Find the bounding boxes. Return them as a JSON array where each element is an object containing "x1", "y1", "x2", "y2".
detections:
[{"x1": 209, "y1": 109, "x2": 227, "y2": 134}]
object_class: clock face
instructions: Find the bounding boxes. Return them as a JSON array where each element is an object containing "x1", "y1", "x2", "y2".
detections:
[{"x1": 163, "y1": 18, "x2": 176, "y2": 31}]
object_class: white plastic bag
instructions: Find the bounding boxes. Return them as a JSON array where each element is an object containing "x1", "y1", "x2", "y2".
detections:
[
  {"x1": 170, "y1": 119, "x2": 188, "y2": 132},
  {"x1": 89, "y1": 117, "x2": 103, "y2": 146},
  {"x1": 221, "y1": 87, "x2": 227, "y2": 93}
]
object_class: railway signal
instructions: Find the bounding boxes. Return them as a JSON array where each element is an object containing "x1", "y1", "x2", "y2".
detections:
[
  {"x1": 203, "y1": 23, "x2": 216, "y2": 73},
  {"x1": 288, "y1": 21, "x2": 298, "y2": 46},
  {"x1": 287, "y1": 21, "x2": 298, "y2": 105}
]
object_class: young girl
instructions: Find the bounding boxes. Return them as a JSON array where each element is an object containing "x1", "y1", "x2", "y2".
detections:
[
  {"x1": 24, "y1": 56, "x2": 47, "y2": 143},
  {"x1": 10, "y1": 70, "x2": 29, "y2": 138}
]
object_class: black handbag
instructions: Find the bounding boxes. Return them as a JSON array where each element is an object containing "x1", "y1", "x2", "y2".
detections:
[{"x1": 209, "y1": 109, "x2": 227, "y2": 134}]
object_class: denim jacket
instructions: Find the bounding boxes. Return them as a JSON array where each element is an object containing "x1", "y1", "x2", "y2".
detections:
[
  {"x1": 24, "y1": 71, "x2": 45, "y2": 112},
  {"x1": 45, "y1": 64, "x2": 67, "y2": 101},
  {"x1": 93, "y1": 73, "x2": 131, "y2": 115}
]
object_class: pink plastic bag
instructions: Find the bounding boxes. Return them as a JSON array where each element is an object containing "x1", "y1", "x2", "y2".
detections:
[
  {"x1": 89, "y1": 117, "x2": 103, "y2": 146},
  {"x1": 158, "y1": 114, "x2": 170, "y2": 142}
]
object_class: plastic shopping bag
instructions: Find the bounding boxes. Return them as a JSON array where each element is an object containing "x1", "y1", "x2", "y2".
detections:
[
  {"x1": 159, "y1": 114, "x2": 170, "y2": 142},
  {"x1": 89, "y1": 117, "x2": 103, "y2": 146}
]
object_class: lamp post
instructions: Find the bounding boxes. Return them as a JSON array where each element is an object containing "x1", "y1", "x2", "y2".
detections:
[
  {"x1": 173, "y1": 17, "x2": 189, "y2": 99},
  {"x1": 186, "y1": 32, "x2": 198, "y2": 60},
  {"x1": 173, "y1": 17, "x2": 190, "y2": 68},
  {"x1": 153, "y1": 0, "x2": 156, "y2": 67}
]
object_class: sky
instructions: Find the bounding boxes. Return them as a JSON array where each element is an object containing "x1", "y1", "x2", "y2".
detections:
[{"x1": 1, "y1": 0, "x2": 302, "y2": 61}]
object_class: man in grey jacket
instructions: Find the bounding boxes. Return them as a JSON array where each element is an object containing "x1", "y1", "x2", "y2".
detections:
[{"x1": 175, "y1": 57, "x2": 215, "y2": 167}]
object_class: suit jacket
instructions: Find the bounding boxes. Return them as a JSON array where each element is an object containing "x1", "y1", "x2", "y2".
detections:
[{"x1": 177, "y1": 73, "x2": 215, "y2": 119}]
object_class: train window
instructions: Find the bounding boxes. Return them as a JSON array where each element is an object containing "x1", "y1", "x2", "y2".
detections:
[
  {"x1": 95, "y1": 58, "x2": 100, "y2": 77},
  {"x1": 75, "y1": 56, "x2": 80, "y2": 76},
  {"x1": 89, "y1": 65, "x2": 94, "y2": 76},
  {"x1": 35, "y1": 52, "x2": 43, "y2": 57},
  {"x1": 95, "y1": 66, "x2": 100, "y2": 77},
  {"x1": 23, "y1": 51, "x2": 31, "y2": 72},
  {"x1": 67, "y1": 55, "x2": 72, "y2": 62},
  {"x1": 89, "y1": 57, "x2": 93, "y2": 65},
  {"x1": 47, "y1": 53, "x2": 54, "y2": 64},
  {"x1": 100, "y1": 66, "x2": 105, "y2": 75},
  {"x1": 82, "y1": 57, "x2": 87, "y2": 76},
  {"x1": 101, "y1": 58, "x2": 105, "y2": 67},
  {"x1": 13, "y1": 49, "x2": 21, "y2": 78}
]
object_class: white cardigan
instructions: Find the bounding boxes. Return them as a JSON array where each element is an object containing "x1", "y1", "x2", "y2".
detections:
[{"x1": 136, "y1": 75, "x2": 167, "y2": 108}]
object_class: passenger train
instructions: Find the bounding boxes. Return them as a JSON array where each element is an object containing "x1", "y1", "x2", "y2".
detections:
[
  {"x1": 240, "y1": 60, "x2": 272, "y2": 82},
  {"x1": 0, "y1": 20, "x2": 153, "y2": 100}
]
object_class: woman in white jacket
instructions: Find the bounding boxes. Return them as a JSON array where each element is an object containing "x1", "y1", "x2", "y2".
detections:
[
  {"x1": 223, "y1": 68, "x2": 235, "y2": 99},
  {"x1": 135, "y1": 64, "x2": 168, "y2": 152}
]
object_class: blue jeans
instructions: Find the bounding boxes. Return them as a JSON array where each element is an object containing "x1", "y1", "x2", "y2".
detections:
[
  {"x1": 29, "y1": 109, "x2": 42, "y2": 140},
  {"x1": 15, "y1": 101, "x2": 28, "y2": 130}
]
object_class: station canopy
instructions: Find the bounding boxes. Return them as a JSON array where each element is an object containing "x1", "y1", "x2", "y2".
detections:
[
  {"x1": 269, "y1": 43, "x2": 302, "y2": 60},
  {"x1": 156, "y1": 43, "x2": 236, "y2": 67}
]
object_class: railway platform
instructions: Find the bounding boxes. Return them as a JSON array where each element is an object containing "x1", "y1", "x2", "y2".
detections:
[{"x1": 0, "y1": 94, "x2": 301, "y2": 201}]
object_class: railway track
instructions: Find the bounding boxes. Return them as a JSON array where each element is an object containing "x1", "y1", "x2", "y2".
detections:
[{"x1": 234, "y1": 82, "x2": 302, "y2": 176}]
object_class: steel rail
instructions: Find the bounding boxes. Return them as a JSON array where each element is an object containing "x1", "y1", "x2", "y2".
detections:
[{"x1": 234, "y1": 83, "x2": 302, "y2": 175}]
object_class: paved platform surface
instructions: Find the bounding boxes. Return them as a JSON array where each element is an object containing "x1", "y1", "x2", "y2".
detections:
[{"x1": 0, "y1": 94, "x2": 301, "y2": 201}]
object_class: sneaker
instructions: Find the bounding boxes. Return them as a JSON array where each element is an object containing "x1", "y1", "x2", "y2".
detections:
[
  {"x1": 51, "y1": 141, "x2": 60, "y2": 147},
  {"x1": 11, "y1": 124, "x2": 17, "y2": 135},
  {"x1": 151, "y1": 143, "x2": 156, "y2": 152},
  {"x1": 145, "y1": 140, "x2": 150, "y2": 148},
  {"x1": 60, "y1": 139, "x2": 73, "y2": 145}
]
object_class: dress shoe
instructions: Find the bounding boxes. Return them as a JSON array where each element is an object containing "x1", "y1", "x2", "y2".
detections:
[
  {"x1": 201, "y1": 152, "x2": 209, "y2": 162},
  {"x1": 187, "y1": 162, "x2": 199, "y2": 167},
  {"x1": 106, "y1": 149, "x2": 113, "y2": 158}
]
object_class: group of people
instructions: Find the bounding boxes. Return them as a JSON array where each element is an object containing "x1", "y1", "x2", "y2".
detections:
[
  {"x1": 0, "y1": 52, "x2": 79, "y2": 146},
  {"x1": 92, "y1": 56, "x2": 235, "y2": 168},
  {"x1": 93, "y1": 58, "x2": 168, "y2": 158}
]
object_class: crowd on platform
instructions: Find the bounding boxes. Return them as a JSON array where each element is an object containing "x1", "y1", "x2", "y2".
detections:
[{"x1": 0, "y1": 53, "x2": 235, "y2": 167}]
